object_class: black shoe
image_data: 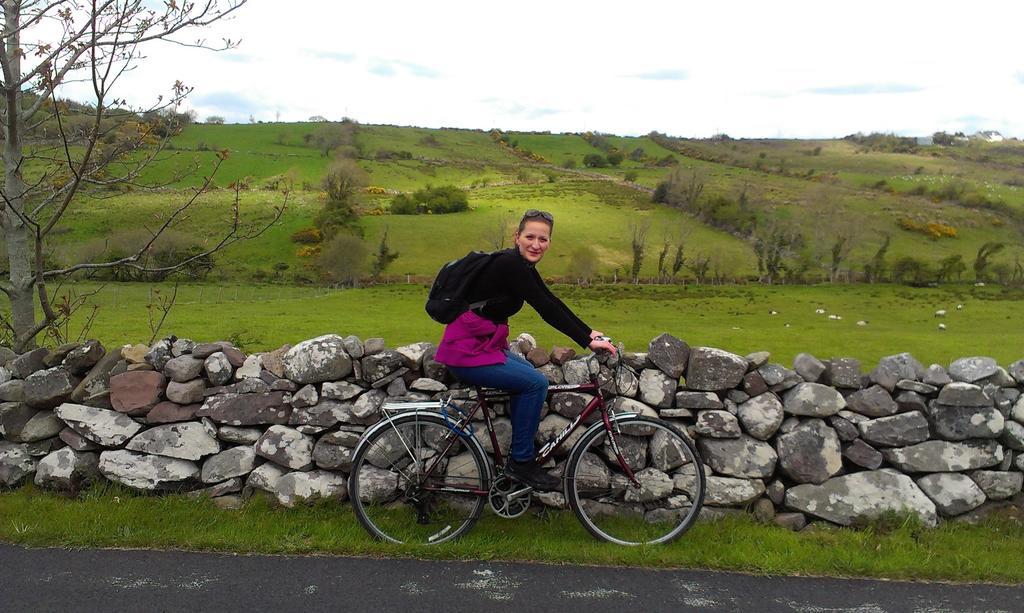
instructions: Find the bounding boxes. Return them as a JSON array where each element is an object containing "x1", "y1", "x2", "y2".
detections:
[{"x1": 506, "y1": 459, "x2": 561, "y2": 491}]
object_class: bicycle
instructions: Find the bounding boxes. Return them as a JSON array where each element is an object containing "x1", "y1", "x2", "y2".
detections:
[{"x1": 347, "y1": 340, "x2": 706, "y2": 546}]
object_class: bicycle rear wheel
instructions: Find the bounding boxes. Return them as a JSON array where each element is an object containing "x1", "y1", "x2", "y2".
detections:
[
  {"x1": 348, "y1": 412, "x2": 491, "y2": 544},
  {"x1": 565, "y1": 416, "x2": 705, "y2": 545}
]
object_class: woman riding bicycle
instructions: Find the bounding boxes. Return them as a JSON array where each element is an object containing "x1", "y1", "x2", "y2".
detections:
[{"x1": 434, "y1": 209, "x2": 617, "y2": 491}]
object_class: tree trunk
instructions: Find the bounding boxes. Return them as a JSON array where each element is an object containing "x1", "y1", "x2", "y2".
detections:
[{"x1": 2, "y1": 4, "x2": 36, "y2": 349}]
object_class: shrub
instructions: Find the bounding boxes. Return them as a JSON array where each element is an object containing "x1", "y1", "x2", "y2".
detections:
[
  {"x1": 390, "y1": 193, "x2": 419, "y2": 215},
  {"x1": 290, "y1": 227, "x2": 323, "y2": 244},
  {"x1": 624, "y1": 171, "x2": 638, "y2": 182},
  {"x1": 606, "y1": 151, "x2": 625, "y2": 167},
  {"x1": 389, "y1": 185, "x2": 469, "y2": 215},
  {"x1": 317, "y1": 233, "x2": 368, "y2": 285},
  {"x1": 562, "y1": 158, "x2": 577, "y2": 169},
  {"x1": 582, "y1": 153, "x2": 607, "y2": 168}
]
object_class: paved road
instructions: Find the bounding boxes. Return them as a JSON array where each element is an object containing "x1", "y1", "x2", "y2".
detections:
[{"x1": 0, "y1": 544, "x2": 1019, "y2": 612}]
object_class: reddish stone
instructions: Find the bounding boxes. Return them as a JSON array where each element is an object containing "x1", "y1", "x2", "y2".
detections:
[
  {"x1": 196, "y1": 391, "x2": 292, "y2": 426},
  {"x1": 550, "y1": 347, "x2": 576, "y2": 366},
  {"x1": 221, "y1": 346, "x2": 246, "y2": 368},
  {"x1": 109, "y1": 370, "x2": 166, "y2": 415},
  {"x1": 743, "y1": 371, "x2": 769, "y2": 397},
  {"x1": 146, "y1": 401, "x2": 201, "y2": 424},
  {"x1": 526, "y1": 348, "x2": 550, "y2": 367}
]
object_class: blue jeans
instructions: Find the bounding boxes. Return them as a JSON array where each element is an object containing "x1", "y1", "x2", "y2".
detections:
[{"x1": 448, "y1": 351, "x2": 548, "y2": 462}]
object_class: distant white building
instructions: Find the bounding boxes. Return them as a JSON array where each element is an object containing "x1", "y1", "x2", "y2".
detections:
[{"x1": 972, "y1": 130, "x2": 1004, "y2": 142}]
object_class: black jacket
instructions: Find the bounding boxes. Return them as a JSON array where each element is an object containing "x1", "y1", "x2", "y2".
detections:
[{"x1": 464, "y1": 248, "x2": 592, "y2": 349}]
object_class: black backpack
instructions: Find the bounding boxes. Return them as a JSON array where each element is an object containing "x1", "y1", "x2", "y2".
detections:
[{"x1": 425, "y1": 250, "x2": 504, "y2": 324}]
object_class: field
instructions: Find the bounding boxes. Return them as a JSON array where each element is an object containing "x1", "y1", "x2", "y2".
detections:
[
  {"x1": 35, "y1": 121, "x2": 1022, "y2": 288},
  {"x1": 49, "y1": 281, "x2": 1023, "y2": 367}
]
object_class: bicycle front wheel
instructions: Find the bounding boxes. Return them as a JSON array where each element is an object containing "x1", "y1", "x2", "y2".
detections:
[
  {"x1": 565, "y1": 416, "x2": 705, "y2": 545},
  {"x1": 348, "y1": 412, "x2": 491, "y2": 545}
]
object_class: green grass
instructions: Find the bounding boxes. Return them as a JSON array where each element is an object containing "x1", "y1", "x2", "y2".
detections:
[
  {"x1": 43, "y1": 282, "x2": 1024, "y2": 367},
  {"x1": 1, "y1": 484, "x2": 1022, "y2": 582}
]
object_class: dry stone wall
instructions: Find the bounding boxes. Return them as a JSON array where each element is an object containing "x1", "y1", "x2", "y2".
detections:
[{"x1": 1, "y1": 333, "x2": 1023, "y2": 530}]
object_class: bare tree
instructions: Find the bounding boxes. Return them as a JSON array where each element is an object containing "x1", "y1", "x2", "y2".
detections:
[
  {"x1": 807, "y1": 190, "x2": 858, "y2": 282},
  {"x1": 629, "y1": 219, "x2": 649, "y2": 284},
  {"x1": 750, "y1": 218, "x2": 803, "y2": 284},
  {"x1": 0, "y1": 1, "x2": 286, "y2": 351},
  {"x1": 664, "y1": 167, "x2": 704, "y2": 211},
  {"x1": 486, "y1": 211, "x2": 512, "y2": 251}
]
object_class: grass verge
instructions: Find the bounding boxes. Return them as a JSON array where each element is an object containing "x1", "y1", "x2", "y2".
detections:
[{"x1": 1, "y1": 484, "x2": 1022, "y2": 583}]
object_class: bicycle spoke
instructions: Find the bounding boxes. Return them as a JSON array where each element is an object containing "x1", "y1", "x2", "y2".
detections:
[{"x1": 567, "y1": 417, "x2": 705, "y2": 545}]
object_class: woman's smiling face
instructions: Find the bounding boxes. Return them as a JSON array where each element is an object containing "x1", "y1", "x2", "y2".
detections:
[{"x1": 514, "y1": 220, "x2": 551, "y2": 264}]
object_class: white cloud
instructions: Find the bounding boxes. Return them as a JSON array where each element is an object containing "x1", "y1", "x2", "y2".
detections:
[{"x1": 91, "y1": 0, "x2": 1024, "y2": 137}]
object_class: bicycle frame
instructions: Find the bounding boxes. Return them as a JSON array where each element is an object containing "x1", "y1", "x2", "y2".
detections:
[{"x1": 377, "y1": 363, "x2": 641, "y2": 497}]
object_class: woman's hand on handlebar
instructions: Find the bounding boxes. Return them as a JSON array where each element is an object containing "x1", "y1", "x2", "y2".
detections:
[
  {"x1": 588, "y1": 335, "x2": 617, "y2": 355},
  {"x1": 589, "y1": 330, "x2": 606, "y2": 340}
]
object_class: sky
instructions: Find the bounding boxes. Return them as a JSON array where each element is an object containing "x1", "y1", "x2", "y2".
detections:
[{"x1": 62, "y1": 0, "x2": 1024, "y2": 138}]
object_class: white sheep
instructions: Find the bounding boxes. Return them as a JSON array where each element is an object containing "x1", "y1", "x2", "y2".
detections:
[
  {"x1": 815, "y1": 308, "x2": 826, "y2": 314},
  {"x1": 856, "y1": 320, "x2": 868, "y2": 326},
  {"x1": 956, "y1": 304, "x2": 964, "y2": 310},
  {"x1": 938, "y1": 323, "x2": 947, "y2": 330},
  {"x1": 934, "y1": 309, "x2": 947, "y2": 317},
  {"x1": 828, "y1": 314, "x2": 842, "y2": 320},
  {"x1": 769, "y1": 310, "x2": 779, "y2": 315}
]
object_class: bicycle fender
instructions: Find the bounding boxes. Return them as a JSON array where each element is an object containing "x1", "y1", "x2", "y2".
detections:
[{"x1": 352, "y1": 410, "x2": 494, "y2": 482}]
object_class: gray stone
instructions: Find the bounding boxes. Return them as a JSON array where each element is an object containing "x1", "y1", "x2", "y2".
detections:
[
  {"x1": 354, "y1": 464, "x2": 399, "y2": 503},
  {"x1": 757, "y1": 363, "x2": 789, "y2": 386},
  {"x1": 785, "y1": 469, "x2": 937, "y2": 527},
  {"x1": 144, "y1": 339, "x2": 173, "y2": 370},
  {"x1": 981, "y1": 367, "x2": 1017, "y2": 388},
  {"x1": 163, "y1": 356, "x2": 205, "y2": 382},
  {"x1": 98, "y1": 449, "x2": 199, "y2": 490},
  {"x1": 928, "y1": 405, "x2": 1003, "y2": 440},
  {"x1": 746, "y1": 351, "x2": 770, "y2": 369},
  {"x1": 775, "y1": 419, "x2": 843, "y2": 485},
  {"x1": 10, "y1": 348, "x2": 48, "y2": 379},
  {"x1": 34, "y1": 448, "x2": 100, "y2": 490},
  {"x1": 895, "y1": 379, "x2": 938, "y2": 395},
  {"x1": 61, "y1": 340, "x2": 104, "y2": 376},
  {"x1": 895, "y1": 391, "x2": 927, "y2": 413},
  {"x1": 290, "y1": 385, "x2": 318, "y2": 409},
  {"x1": 59, "y1": 427, "x2": 100, "y2": 451},
  {"x1": 733, "y1": 392, "x2": 778, "y2": 442},
  {"x1": 1014, "y1": 397, "x2": 1024, "y2": 423},
  {"x1": 674, "y1": 391, "x2": 722, "y2": 410},
  {"x1": 312, "y1": 437, "x2": 353, "y2": 471},
  {"x1": 217, "y1": 425, "x2": 262, "y2": 445},
  {"x1": 952, "y1": 501, "x2": 1024, "y2": 525},
  {"x1": 624, "y1": 467, "x2": 674, "y2": 503},
  {"x1": 828, "y1": 416, "x2": 859, "y2": 442},
  {"x1": 126, "y1": 422, "x2": 220, "y2": 460},
  {"x1": 870, "y1": 353, "x2": 926, "y2": 391},
  {"x1": 694, "y1": 410, "x2": 741, "y2": 439},
  {"x1": 536, "y1": 363, "x2": 564, "y2": 385},
  {"x1": 245, "y1": 461, "x2": 287, "y2": 493},
  {"x1": 923, "y1": 364, "x2": 953, "y2": 387},
  {"x1": 607, "y1": 397, "x2": 658, "y2": 419},
  {"x1": 0, "y1": 379, "x2": 25, "y2": 402},
  {"x1": 915, "y1": 473, "x2": 987, "y2": 517},
  {"x1": 562, "y1": 357, "x2": 594, "y2": 385},
  {"x1": 290, "y1": 399, "x2": 354, "y2": 429},
  {"x1": 937, "y1": 382, "x2": 992, "y2": 407},
  {"x1": 348, "y1": 389, "x2": 386, "y2": 424},
  {"x1": 395, "y1": 342, "x2": 433, "y2": 370},
  {"x1": 361, "y1": 350, "x2": 404, "y2": 384},
  {"x1": 845, "y1": 385, "x2": 898, "y2": 418},
  {"x1": 793, "y1": 353, "x2": 826, "y2": 382},
  {"x1": 948, "y1": 356, "x2": 998, "y2": 383},
  {"x1": 767, "y1": 479, "x2": 786, "y2": 505},
  {"x1": 842, "y1": 439, "x2": 883, "y2": 469},
  {"x1": 203, "y1": 352, "x2": 233, "y2": 386},
  {"x1": 753, "y1": 498, "x2": 776, "y2": 523},
  {"x1": 321, "y1": 381, "x2": 364, "y2": 401},
  {"x1": 638, "y1": 368, "x2": 676, "y2": 409},
  {"x1": 0, "y1": 441, "x2": 37, "y2": 486},
  {"x1": 255, "y1": 425, "x2": 314, "y2": 470},
  {"x1": 647, "y1": 333, "x2": 689, "y2": 379},
  {"x1": 881, "y1": 440, "x2": 1004, "y2": 472},
  {"x1": 700, "y1": 475, "x2": 765, "y2": 507},
  {"x1": 188, "y1": 478, "x2": 243, "y2": 499},
  {"x1": 697, "y1": 434, "x2": 777, "y2": 478},
  {"x1": 727, "y1": 389, "x2": 750, "y2": 404},
  {"x1": 23, "y1": 367, "x2": 76, "y2": 408},
  {"x1": 270, "y1": 469, "x2": 348, "y2": 507},
  {"x1": 1008, "y1": 359, "x2": 1024, "y2": 384},
  {"x1": 201, "y1": 446, "x2": 258, "y2": 483},
  {"x1": 364, "y1": 338, "x2": 386, "y2": 355},
  {"x1": 857, "y1": 411, "x2": 930, "y2": 447},
  {"x1": 741, "y1": 372, "x2": 768, "y2": 397},
  {"x1": 283, "y1": 335, "x2": 353, "y2": 384},
  {"x1": 782, "y1": 382, "x2": 846, "y2": 417},
  {"x1": 196, "y1": 392, "x2": 292, "y2": 426},
  {"x1": 234, "y1": 354, "x2": 262, "y2": 380},
  {"x1": 410, "y1": 378, "x2": 446, "y2": 392},
  {"x1": 774, "y1": 512, "x2": 807, "y2": 531},
  {"x1": 968, "y1": 470, "x2": 1023, "y2": 500},
  {"x1": 55, "y1": 403, "x2": 143, "y2": 447},
  {"x1": 685, "y1": 347, "x2": 747, "y2": 391},
  {"x1": 5, "y1": 408, "x2": 63, "y2": 443},
  {"x1": 825, "y1": 358, "x2": 862, "y2": 389},
  {"x1": 165, "y1": 379, "x2": 206, "y2": 404},
  {"x1": 999, "y1": 420, "x2": 1024, "y2": 451},
  {"x1": 550, "y1": 392, "x2": 594, "y2": 420}
]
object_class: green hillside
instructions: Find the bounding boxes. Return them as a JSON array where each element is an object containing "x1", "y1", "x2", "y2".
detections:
[{"x1": 45, "y1": 121, "x2": 1024, "y2": 284}]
